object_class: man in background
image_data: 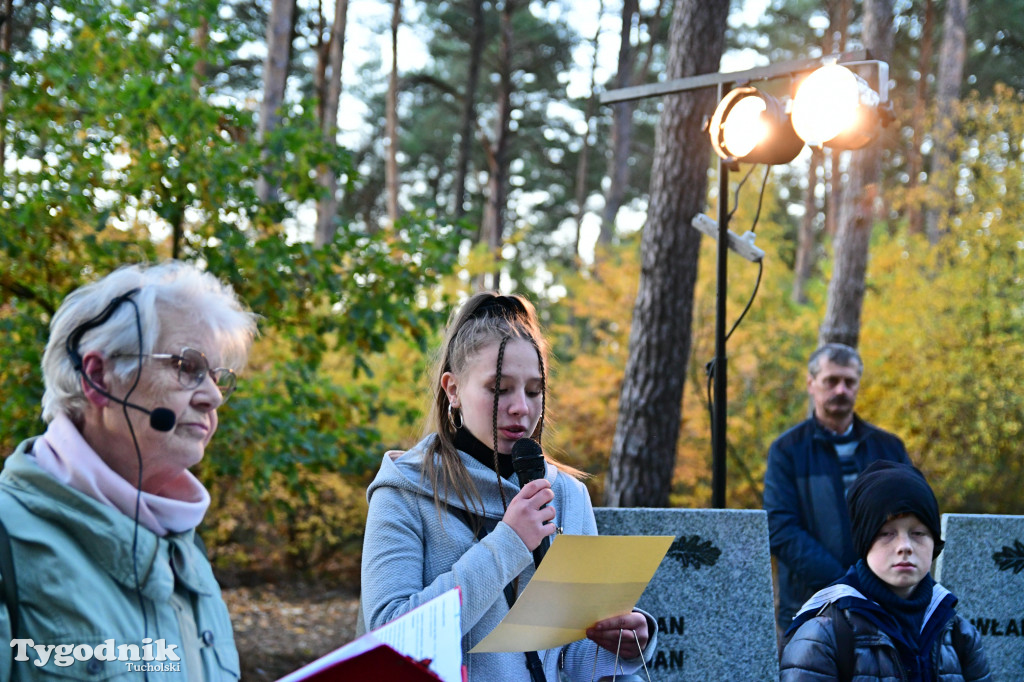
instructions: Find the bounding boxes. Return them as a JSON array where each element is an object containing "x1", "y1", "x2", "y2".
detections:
[{"x1": 763, "y1": 343, "x2": 910, "y2": 632}]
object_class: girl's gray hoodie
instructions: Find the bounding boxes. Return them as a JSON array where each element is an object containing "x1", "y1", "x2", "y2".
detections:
[{"x1": 360, "y1": 434, "x2": 658, "y2": 681}]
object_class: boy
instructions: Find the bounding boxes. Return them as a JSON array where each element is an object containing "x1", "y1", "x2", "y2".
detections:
[{"x1": 779, "y1": 460, "x2": 991, "y2": 681}]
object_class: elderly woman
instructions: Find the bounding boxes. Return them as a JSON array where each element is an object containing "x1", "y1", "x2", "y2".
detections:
[{"x1": 0, "y1": 261, "x2": 257, "y2": 679}]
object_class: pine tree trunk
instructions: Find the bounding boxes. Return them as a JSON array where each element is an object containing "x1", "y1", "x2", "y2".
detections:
[
  {"x1": 604, "y1": 0, "x2": 730, "y2": 508},
  {"x1": 824, "y1": 0, "x2": 851, "y2": 237},
  {"x1": 257, "y1": 0, "x2": 297, "y2": 205},
  {"x1": 794, "y1": 0, "x2": 849, "y2": 304},
  {"x1": 315, "y1": 0, "x2": 348, "y2": 247},
  {"x1": 385, "y1": 0, "x2": 401, "y2": 226},
  {"x1": 599, "y1": 0, "x2": 638, "y2": 248},
  {"x1": 906, "y1": 0, "x2": 934, "y2": 237},
  {"x1": 192, "y1": 16, "x2": 210, "y2": 90},
  {"x1": 573, "y1": 0, "x2": 604, "y2": 261},
  {"x1": 818, "y1": 0, "x2": 894, "y2": 349},
  {"x1": 793, "y1": 147, "x2": 823, "y2": 304},
  {"x1": 452, "y1": 0, "x2": 485, "y2": 221},
  {"x1": 924, "y1": 0, "x2": 968, "y2": 244},
  {"x1": 479, "y1": 0, "x2": 516, "y2": 289}
]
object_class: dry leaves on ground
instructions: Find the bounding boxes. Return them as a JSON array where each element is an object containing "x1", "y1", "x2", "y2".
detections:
[{"x1": 223, "y1": 582, "x2": 361, "y2": 681}]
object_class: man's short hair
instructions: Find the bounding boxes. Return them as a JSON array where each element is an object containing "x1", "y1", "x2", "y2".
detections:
[{"x1": 808, "y1": 343, "x2": 863, "y2": 377}]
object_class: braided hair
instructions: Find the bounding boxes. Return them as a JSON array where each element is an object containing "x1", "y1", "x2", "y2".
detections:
[{"x1": 488, "y1": 332, "x2": 547, "y2": 509}]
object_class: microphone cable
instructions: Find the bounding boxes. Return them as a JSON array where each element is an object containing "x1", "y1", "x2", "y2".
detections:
[
  {"x1": 120, "y1": 296, "x2": 152, "y2": 682},
  {"x1": 67, "y1": 291, "x2": 152, "y2": 680}
]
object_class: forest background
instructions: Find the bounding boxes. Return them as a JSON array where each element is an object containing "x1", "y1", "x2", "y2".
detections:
[{"x1": 2, "y1": 0, "x2": 1023, "y2": 593}]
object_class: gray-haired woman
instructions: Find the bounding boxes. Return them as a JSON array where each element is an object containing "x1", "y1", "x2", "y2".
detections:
[{"x1": 0, "y1": 261, "x2": 257, "y2": 679}]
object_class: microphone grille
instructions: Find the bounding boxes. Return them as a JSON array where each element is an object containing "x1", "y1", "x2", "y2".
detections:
[{"x1": 511, "y1": 437, "x2": 543, "y2": 461}]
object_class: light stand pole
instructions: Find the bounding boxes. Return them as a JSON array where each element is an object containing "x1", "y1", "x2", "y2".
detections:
[{"x1": 711, "y1": 122, "x2": 730, "y2": 509}]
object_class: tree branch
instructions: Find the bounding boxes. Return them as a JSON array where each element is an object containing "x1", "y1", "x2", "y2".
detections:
[{"x1": 0, "y1": 277, "x2": 56, "y2": 316}]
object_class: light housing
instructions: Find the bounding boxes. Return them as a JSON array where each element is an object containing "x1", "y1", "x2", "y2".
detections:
[
  {"x1": 709, "y1": 86, "x2": 804, "y2": 165},
  {"x1": 791, "y1": 63, "x2": 885, "y2": 150}
]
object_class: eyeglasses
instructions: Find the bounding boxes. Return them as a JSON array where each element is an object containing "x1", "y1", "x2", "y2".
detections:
[{"x1": 117, "y1": 347, "x2": 237, "y2": 401}]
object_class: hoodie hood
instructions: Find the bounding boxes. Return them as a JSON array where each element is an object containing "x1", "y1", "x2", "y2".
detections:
[{"x1": 366, "y1": 433, "x2": 557, "y2": 520}]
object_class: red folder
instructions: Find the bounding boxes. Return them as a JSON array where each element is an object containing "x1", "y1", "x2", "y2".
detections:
[{"x1": 287, "y1": 643, "x2": 443, "y2": 682}]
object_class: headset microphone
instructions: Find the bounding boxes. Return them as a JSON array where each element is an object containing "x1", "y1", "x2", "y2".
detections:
[
  {"x1": 65, "y1": 288, "x2": 176, "y2": 433},
  {"x1": 81, "y1": 375, "x2": 177, "y2": 432}
]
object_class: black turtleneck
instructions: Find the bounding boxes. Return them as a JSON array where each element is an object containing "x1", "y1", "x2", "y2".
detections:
[{"x1": 454, "y1": 428, "x2": 515, "y2": 479}]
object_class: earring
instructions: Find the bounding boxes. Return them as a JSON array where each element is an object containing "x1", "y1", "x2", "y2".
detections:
[{"x1": 447, "y1": 403, "x2": 464, "y2": 430}]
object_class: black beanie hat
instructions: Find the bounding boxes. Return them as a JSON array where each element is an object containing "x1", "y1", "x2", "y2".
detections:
[{"x1": 847, "y1": 460, "x2": 945, "y2": 560}]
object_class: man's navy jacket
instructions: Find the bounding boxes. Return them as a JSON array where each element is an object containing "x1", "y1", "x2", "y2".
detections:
[{"x1": 764, "y1": 414, "x2": 910, "y2": 627}]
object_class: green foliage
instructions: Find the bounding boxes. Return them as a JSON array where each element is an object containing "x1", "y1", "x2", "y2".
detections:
[
  {"x1": 543, "y1": 236, "x2": 643, "y2": 501},
  {"x1": 861, "y1": 87, "x2": 1024, "y2": 514},
  {"x1": 730, "y1": 0, "x2": 857, "y2": 63},
  {"x1": 0, "y1": 1, "x2": 460, "y2": 575},
  {"x1": 349, "y1": 0, "x2": 663, "y2": 282},
  {"x1": 349, "y1": 0, "x2": 583, "y2": 231},
  {"x1": 205, "y1": 468, "x2": 370, "y2": 584},
  {"x1": 200, "y1": 216, "x2": 458, "y2": 489},
  {"x1": 965, "y1": 0, "x2": 1024, "y2": 95}
]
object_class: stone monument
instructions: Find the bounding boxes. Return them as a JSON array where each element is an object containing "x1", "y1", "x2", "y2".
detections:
[
  {"x1": 934, "y1": 513, "x2": 1024, "y2": 679},
  {"x1": 595, "y1": 508, "x2": 778, "y2": 681}
]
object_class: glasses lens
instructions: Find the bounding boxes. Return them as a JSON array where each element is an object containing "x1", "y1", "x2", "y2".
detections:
[
  {"x1": 177, "y1": 348, "x2": 209, "y2": 389},
  {"x1": 213, "y1": 369, "x2": 237, "y2": 401}
]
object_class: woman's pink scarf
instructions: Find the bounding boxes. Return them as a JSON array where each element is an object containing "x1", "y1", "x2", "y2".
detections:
[{"x1": 31, "y1": 414, "x2": 210, "y2": 536}]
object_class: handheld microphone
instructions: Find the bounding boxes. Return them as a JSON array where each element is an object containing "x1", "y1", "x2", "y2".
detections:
[{"x1": 511, "y1": 437, "x2": 551, "y2": 568}]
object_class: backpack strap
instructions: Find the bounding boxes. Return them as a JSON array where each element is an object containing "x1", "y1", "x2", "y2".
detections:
[
  {"x1": 830, "y1": 603, "x2": 970, "y2": 680},
  {"x1": 950, "y1": 616, "x2": 969, "y2": 668},
  {"x1": 0, "y1": 515, "x2": 19, "y2": 641},
  {"x1": 831, "y1": 605, "x2": 855, "y2": 682},
  {"x1": 451, "y1": 508, "x2": 547, "y2": 682}
]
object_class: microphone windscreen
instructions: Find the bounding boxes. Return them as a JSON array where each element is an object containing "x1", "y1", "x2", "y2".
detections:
[
  {"x1": 149, "y1": 408, "x2": 176, "y2": 432},
  {"x1": 511, "y1": 437, "x2": 546, "y2": 486},
  {"x1": 511, "y1": 437, "x2": 543, "y2": 460}
]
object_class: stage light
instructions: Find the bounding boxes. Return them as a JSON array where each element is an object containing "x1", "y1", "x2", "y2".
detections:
[
  {"x1": 791, "y1": 63, "x2": 884, "y2": 150},
  {"x1": 709, "y1": 86, "x2": 804, "y2": 165}
]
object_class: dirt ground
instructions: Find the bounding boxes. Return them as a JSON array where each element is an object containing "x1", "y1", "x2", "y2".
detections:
[{"x1": 223, "y1": 582, "x2": 362, "y2": 681}]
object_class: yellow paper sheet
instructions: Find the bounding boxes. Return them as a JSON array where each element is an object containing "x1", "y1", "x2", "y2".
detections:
[{"x1": 469, "y1": 534, "x2": 674, "y2": 653}]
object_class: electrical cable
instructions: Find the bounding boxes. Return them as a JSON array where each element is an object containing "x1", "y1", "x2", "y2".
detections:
[
  {"x1": 749, "y1": 165, "x2": 771, "y2": 233},
  {"x1": 726, "y1": 260, "x2": 763, "y2": 343},
  {"x1": 724, "y1": 165, "x2": 770, "y2": 341},
  {"x1": 705, "y1": 164, "x2": 774, "y2": 479},
  {"x1": 727, "y1": 165, "x2": 757, "y2": 222},
  {"x1": 723, "y1": 165, "x2": 770, "y2": 341}
]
